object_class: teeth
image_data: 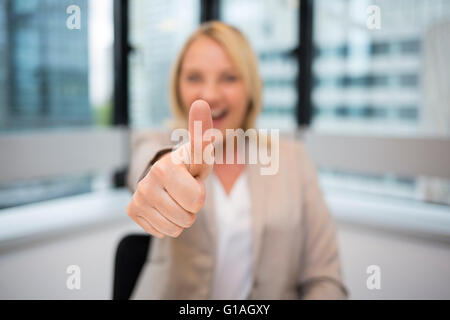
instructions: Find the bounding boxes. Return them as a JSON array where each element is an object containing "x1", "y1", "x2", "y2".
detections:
[{"x1": 211, "y1": 109, "x2": 226, "y2": 119}]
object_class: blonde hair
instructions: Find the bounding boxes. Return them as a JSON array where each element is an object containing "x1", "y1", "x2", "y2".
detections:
[{"x1": 169, "y1": 21, "x2": 263, "y2": 130}]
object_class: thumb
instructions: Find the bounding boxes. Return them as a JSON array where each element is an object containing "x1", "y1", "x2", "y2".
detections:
[{"x1": 188, "y1": 100, "x2": 214, "y2": 179}]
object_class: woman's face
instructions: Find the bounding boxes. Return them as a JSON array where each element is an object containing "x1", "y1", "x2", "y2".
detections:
[{"x1": 179, "y1": 36, "x2": 249, "y2": 136}]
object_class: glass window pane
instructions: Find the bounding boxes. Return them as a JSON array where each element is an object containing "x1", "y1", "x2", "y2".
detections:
[
  {"x1": 221, "y1": 0, "x2": 299, "y2": 130},
  {"x1": 0, "y1": 0, "x2": 114, "y2": 132},
  {"x1": 129, "y1": 0, "x2": 200, "y2": 129},
  {"x1": 312, "y1": 0, "x2": 450, "y2": 137}
]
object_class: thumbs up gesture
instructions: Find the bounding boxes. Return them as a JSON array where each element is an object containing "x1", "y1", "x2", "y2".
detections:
[{"x1": 127, "y1": 100, "x2": 214, "y2": 239}]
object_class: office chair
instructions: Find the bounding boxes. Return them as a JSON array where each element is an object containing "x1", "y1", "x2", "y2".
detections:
[{"x1": 112, "y1": 234, "x2": 152, "y2": 300}]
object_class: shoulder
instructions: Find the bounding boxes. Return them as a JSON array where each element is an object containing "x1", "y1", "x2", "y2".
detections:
[
  {"x1": 278, "y1": 136, "x2": 312, "y2": 166},
  {"x1": 131, "y1": 129, "x2": 174, "y2": 150},
  {"x1": 277, "y1": 136, "x2": 318, "y2": 183},
  {"x1": 278, "y1": 136, "x2": 306, "y2": 158}
]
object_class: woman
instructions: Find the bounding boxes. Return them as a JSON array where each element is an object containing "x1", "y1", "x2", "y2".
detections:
[{"x1": 126, "y1": 21, "x2": 348, "y2": 300}]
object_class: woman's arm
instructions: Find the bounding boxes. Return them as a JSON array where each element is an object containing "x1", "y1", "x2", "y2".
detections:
[{"x1": 297, "y1": 146, "x2": 349, "y2": 300}]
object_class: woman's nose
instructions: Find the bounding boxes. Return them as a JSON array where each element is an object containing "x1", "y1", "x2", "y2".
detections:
[{"x1": 200, "y1": 81, "x2": 221, "y2": 104}]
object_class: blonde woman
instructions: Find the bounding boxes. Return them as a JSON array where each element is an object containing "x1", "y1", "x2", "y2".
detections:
[{"x1": 126, "y1": 21, "x2": 348, "y2": 300}]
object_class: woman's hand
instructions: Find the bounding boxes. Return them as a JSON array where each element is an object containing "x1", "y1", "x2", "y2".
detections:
[{"x1": 126, "y1": 100, "x2": 214, "y2": 239}]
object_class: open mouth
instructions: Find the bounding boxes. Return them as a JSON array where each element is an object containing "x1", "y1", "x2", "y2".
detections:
[{"x1": 211, "y1": 109, "x2": 228, "y2": 121}]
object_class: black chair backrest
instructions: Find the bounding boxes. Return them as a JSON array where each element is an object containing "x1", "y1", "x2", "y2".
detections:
[{"x1": 112, "y1": 234, "x2": 151, "y2": 300}]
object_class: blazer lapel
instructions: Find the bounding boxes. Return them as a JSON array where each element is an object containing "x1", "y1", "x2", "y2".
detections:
[{"x1": 247, "y1": 162, "x2": 269, "y2": 283}]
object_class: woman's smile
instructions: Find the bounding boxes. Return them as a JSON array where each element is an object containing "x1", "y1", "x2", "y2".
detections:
[{"x1": 211, "y1": 108, "x2": 229, "y2": 128}]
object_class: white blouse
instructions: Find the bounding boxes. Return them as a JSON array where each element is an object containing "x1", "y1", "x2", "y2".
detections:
[{"x1": 209, "y1": 171, "x2": 253, "y2": 300}]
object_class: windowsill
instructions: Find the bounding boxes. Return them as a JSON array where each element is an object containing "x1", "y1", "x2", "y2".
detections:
[
  {"x1": 0, "y1": 186, "x2": 449, "y2": 253},
  {"x1": 324, "y1": 187, "x2": 450, "y2": 243},
  {"x1": 0, "y1": 188, "x2": 132, "y2": 252}
]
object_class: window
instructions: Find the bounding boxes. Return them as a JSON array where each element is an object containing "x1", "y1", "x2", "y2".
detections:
[
  {"x1": 128, "y1": 0, "x2": 200, "y2": 129},
  {"x1": 312, "y1": 0, "x2": 450, "y2": 136},
  {"x1": 311, "y1": 0, "x2": 450, "y2": 205},
  {"x1": 221, "y1": 0, "x2": 299, "y2": 130},
  {"x1": 0, "y1": 0, "x2": 116, "y2": 209}
]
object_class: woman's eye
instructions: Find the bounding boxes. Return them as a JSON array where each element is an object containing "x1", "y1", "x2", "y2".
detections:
[
  {"x1": 186, "y1": 75, "x2": 201, "y2": 82},
  {"x1": 222, "y1": 75, "x2": 238, "y2": 82}
]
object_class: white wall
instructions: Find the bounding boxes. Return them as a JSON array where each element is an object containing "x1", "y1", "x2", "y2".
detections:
[
  {"x1": 337, "y1": 222, "x2": 450, "y2": 299},
  {"x1": 0, "y1": 218, "x2": 449, "y2": 299},
  {"x1": 0, "y1": 217, "x2": 140, "y2": 300}
]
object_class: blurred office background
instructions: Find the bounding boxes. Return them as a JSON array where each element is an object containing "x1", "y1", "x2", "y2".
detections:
[{"x1": 0, "y1": 0, "x2": 449, "y2": 299}]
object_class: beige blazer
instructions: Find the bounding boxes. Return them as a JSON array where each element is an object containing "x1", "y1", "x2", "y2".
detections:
[{"x1": 126, "y1": 131, "x2": 349, "y2": 300}]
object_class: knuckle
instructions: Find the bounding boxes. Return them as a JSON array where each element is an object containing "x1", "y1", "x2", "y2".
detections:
[
  {"x1": 149, "y1": 162, "x2": 166, "y2": 182},
  {"x1": 137, "y1": 181, "x2": 161, "y2": 208},
  {"x1": 136, "y1": 181, "x2": 151, "y2": 201},
  {"x1": 184, "y1": 213, "x2": 196, "y2": 228},
  {"x1": 162, "y1": 222, "x2": 182, "y2": 238},
  {"x1": 135, "y1": 185, "x2": 146, "y2": 201},
  {"x1": 134, "y1": 190, "x2": 152, "y2": 211},
  {"x1": 136, "y1": 178, "x2": 146, "y2": 191},
  {"x1": 135, "y1": 216, "x2": 153, "y2": 235},
  {"x1": 147, "y1": 228, "x2": 163, "y2": 239},
  {"x1": 151, "y1": 216, "x2": 176, "y2": 238},
  {"x1": 148, "y1": 212, "x2": 161, "y2": 227},
  {"x1": 138, "y1": 185, "x2": 155, "y2": 207},
  {"x1": 136, "y1": 179, "x2": 151, "y2": 196},
  {"x1": 172, "y1": 227, "x2": 183, "y2": 238},
  {"x1": 126, "y1": 202, "x2": 134, "y2": 217},
  {"x1": 191, "y1": 183, "x2": 206, "y2": 213},
  {"x1": 174, "y1": 215, "x2": 188, "y2": 229}
]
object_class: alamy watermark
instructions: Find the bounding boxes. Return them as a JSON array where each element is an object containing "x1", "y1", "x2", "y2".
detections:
[
  {"x1": 170, "y1": 123, "x2": 280, "y2": 176},
  {"x1": 366, "y1": 265, "x2": 381, "y2": 290},
  {"x1": 66, "y1": 5, "x2": 81, "y2": 30},
  {"x1": 366, "y1": 5, "x2": 381, "y2": 30},
  {"x1": 66, "y1": 265, "x2": 81, "y2": 290}
]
